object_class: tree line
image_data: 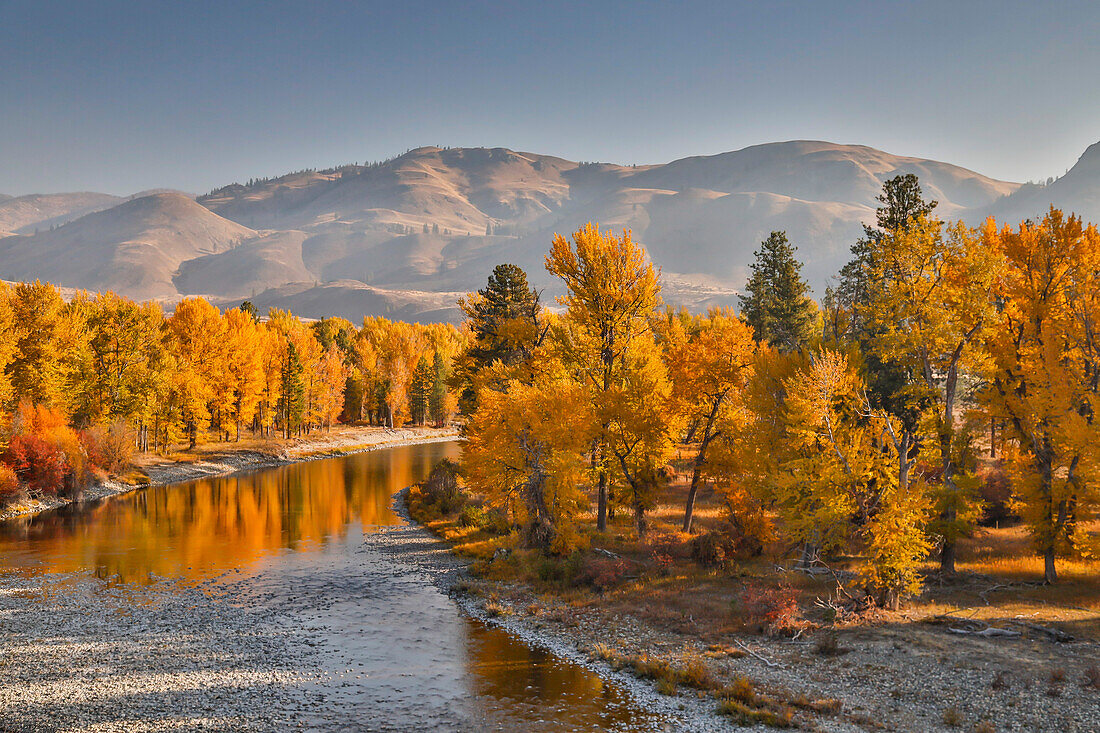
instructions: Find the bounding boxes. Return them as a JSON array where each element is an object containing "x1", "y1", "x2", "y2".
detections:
[
  {"x1": 456, "y1": 176, "x2": 1099, "y2": 607},
  {"x1": 0, "y1": 287, "x2": 463, "y2": 503}
]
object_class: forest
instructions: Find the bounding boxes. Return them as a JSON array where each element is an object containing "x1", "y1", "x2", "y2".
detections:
[
  {"x1": 447, "y1": 175, "x2": 1100, "y2": 606},
  {"x1": 0, "y1": 287, "x2": 463, "y2": 504}
]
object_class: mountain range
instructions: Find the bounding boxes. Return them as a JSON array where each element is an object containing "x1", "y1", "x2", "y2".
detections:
[{"x1": 2, "y1": 139, "x2": 1097, "y2": 322}]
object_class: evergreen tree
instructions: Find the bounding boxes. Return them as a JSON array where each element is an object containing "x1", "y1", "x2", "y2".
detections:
[
  {"x1": 738, "y1": 231, "x2": 816, "y2": 352},
  {"x1": 408, "y1": 356, "x2": 433, "y2": 425},
  {"x1": 279, "y1": 341, "x2": 305, "y2": 437},
  {"x1": 428, "y1": 349, "x2": 449, "y2": 426},
  {"x1": 830, "y1": 174, "x2": 938, "y2": 337},
  {"x1": 451, "y1": 264, "x2": 541, "y2": 412},
  {"x1": 239, "y1": 300, "x2": 259, "y2": 323}
]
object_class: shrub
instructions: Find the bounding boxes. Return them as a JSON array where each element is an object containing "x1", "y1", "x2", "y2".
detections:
[
  {"x1": 691, "y1": 531, "x2": 731, "y2": 568},
  {"x1": 419, "y1": 458, "x2": 465, "y2": 514},
  {"x1": 942, "y1": 706, "x2": 962, "y2": 727},
  {"x1": 813, "y1": 632, "x2": 844, "y2": 656},
  {"x1": 572, "y1": 556, "x2": 629, "y2": 591},
  {"x1": 2, "y1": 402, "x2": 89, "y2": 498},
  {"x1": 79, "y1": 419, "x2": 134, "y2": 474},
  {"x1": 1083, "y1": 665, "x2": 1100, "y2": 690},
  {"x1": 732, "y1": 584, "x2": 800, "y2": 637},
  {"x1": 459, "y1": 504, "x2": 485, "y2": 528},
  {"x1": 0, "y1": 463, "x2": 19, "y2": 500}
]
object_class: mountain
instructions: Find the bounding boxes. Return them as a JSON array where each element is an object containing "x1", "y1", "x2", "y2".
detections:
[
  {"x1": 970, "y1": 142, "x2": 1100, "y2": 227},
  {"x1": 8, "y1": 138, "x2": 1098, "y2": 322},
  {"x1": 0, "y1": 192, "x2": 123, "y2": 235},
  {"x1": 0, "y1": 193, "x2": 252, "y2": 299}
]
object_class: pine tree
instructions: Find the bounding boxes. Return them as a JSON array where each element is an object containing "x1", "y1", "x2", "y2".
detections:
[
  {"x1": 738, "y1": 232, "x2": 816, "y2": 352},
  {"x1": 279, "y1": 341, "x2": 305, "y2": 438},
  {"x1": 451, "y1": 264, "x2": 541, "y2": 413},
  {"x1": 428, "y1": 349, "x2": 449, "y2": 426},
  {"x1": 408, "y1": 356, "x2": 433, "y2": 425}
]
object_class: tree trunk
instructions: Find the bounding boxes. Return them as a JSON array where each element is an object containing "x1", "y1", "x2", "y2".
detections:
[
  {"x1": 1044, "y1": 546, "x2": 1058, "y2": 584},
  {"x1": 596, "y1": 470, "x2": 608, "y2": 532}
]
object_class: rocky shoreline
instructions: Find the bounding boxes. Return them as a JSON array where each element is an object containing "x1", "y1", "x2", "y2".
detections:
[
  {"x1": 375, "y1": 487, "x2": 735, "y2": 732},
  {"x1": 0, "y1": 426, "x2": 459, "y2": 523},
  {"x1": 390, "y1": 489, "x2": 1100, "y2": 732}
]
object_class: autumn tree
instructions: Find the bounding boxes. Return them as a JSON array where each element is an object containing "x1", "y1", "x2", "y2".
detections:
[
  {"x1": 8, "y1": 281, "x2": 84, "y2": 413},
  {"x1": 985, "y1": 209, "x2": 1100, "y2": 583},
  {"x1": 665, "y1": 308, "x2": 756, "y2": 532},
  {"x1": 781, "y1": 349, "x2": 930, "y2": 607},
  {"x1": 166, "y1": 298, "x2": 227, "y2": 447},
  {"x1": 463, "y1": 348, "x2": 593, "y2": 551},
  {"x1": 223, "y1": 307, "x2": 266, "y2": 440},
  {"x1": 739, "y1": 232, "x2": 816, "y2": 352},
  {"x1": 545, "y1": 223, "x2": 665, "y2": 533},
  {"x1": 868, "y1": 216, "x2": 1000, "y2": 572}
]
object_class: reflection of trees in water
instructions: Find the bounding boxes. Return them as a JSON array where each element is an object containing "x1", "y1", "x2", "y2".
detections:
[
  {"x1": 0, "y1": 442, "x2": 458, "y2": 583},
  {"x1": 464, "y1": 620, "x2": 654, "y2": 730}
]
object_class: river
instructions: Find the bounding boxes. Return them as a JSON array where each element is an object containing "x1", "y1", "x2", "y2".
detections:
[{"x1": 0, "y1": 441, "x2": 669, "y2": 731}]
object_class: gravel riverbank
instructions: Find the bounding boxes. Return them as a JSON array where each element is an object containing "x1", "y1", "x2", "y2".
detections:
[{"x1": 373, "y1": 488, "x2": 739, "y2": 732}]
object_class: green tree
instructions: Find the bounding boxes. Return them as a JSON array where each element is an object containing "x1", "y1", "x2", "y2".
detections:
[
  {"x1": 451, "y1": 264, "x2": 541, "y2": 412},
  {"x1": 279, "y1": 341, "x2": 305, "y2": 438},
  {"x1": 738, "y1": 231, "x2": 816, "y2": 351},
  {"x1": 409, "y1": 356, "x2": 433, "y2": 425},
  {"x1": 429, "y1": 349, "x2": 449, "y2": 426}
]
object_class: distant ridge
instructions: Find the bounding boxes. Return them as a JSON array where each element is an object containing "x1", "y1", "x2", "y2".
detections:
[{"x1": 3, "y1": 138, "x2": 1097, "y2": 321}]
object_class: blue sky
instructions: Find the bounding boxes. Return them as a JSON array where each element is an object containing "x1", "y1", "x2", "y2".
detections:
[{"x1": 3, "y1": 0, "x2": 1098, "y2": 195}]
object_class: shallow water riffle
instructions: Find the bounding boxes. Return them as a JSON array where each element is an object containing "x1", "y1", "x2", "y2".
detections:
[{"x1": 0, "y1": 441, "x2": 669, "y2": 732}]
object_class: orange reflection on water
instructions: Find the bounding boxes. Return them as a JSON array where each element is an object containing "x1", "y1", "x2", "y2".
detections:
[{"x1": 0, "y1": 442, "x2": 460, "y2": 583}]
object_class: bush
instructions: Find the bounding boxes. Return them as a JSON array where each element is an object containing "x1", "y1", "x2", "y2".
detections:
[
  {"x1": 732, "y1": 584, "x2": 800, "y2": 637},
  {"x1": 572, "y1": 556, "x2": 629, "y2": 591},
  {"x1": 459, "y1": 504, "x2": 485, "y2": 528},
  {"x1": 0, "y1": 463, "x2": 19, "y2": 500},
  {"x1": 691, "y1": 531, "x2": 732, "y2": 567},
  {"x1": 2, "y1": 402, "x2": 89, "y2": 498},
  {"x1": 79, "y1": 419, "x2": 134, "y2": 474},
  {"x1": 419, "y1": 459, "x2": 465, "y2": 514}
]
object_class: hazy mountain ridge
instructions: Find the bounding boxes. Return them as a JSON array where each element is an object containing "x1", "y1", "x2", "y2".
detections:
[{"x1": 3, "y1": 139, "x2": 1097, "y2": 321}]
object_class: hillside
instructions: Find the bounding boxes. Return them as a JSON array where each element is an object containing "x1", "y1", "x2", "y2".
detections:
[
  {"x1": 0, "y1": 193, "x2": 253, "y2": 300},
  {"x1": 0, "y1": 192, "x2": 123, "y2": 235},
  {"x1": 10, "y1": 138, "x2": 1100, "y2": 321}
]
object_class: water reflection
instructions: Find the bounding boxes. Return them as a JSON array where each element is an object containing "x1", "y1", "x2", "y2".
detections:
[
  {"x1": 0, "y1": 443, "x2": 452, "y2": 582},
  {"x1": 0, "y1": 442, "x2": 666, "y2": 731}
]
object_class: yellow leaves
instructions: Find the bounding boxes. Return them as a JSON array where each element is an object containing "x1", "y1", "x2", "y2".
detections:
[{"x1": 546, "y1": 222, "x2": 661, "y2": 349}]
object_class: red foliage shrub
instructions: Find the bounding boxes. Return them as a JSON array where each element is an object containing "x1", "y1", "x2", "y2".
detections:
[
  {"x1": 2, "y1": 401, "x2": 88, "y2": 498},
  {"x1": 79, "y1": 419, "x2": 134, "y2": 474},
  {"x1": 573, "y1": 557, "x2": 629, "y2": 591},
  {"x1": 732, "y1": 584, "x2": 800, "y2": 637},
  {"x1": 0, "y1": 463, "x2": 19, "y2": 500}
]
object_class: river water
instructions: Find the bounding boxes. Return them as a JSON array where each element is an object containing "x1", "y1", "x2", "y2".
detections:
[{"x1": 0, "y1": 441, "x2": 666, "y2": 731}]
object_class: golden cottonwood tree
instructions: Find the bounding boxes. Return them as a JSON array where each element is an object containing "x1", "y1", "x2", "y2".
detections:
[
  {"x1": 82, "y1": 292, "x2": 166, "y2": 426},
  {"x1": 223, "y1": 307, "x2": 266, "y2": 440},
  {"x1": 868, "y1": 216, "x2": 1001, "y2": 572},
  {"x1": 9, "y1": 281, "x2": 85, "y2": 413},
  {"x1": 986, "y1": 209, "x2": 1100, "y2": 583},
  {"x1": 166, "y1": 298, "x2": 228, "y2": 447},
  {"x1": 781, "y1": 349, "x2": 930, "y2": 607},
  {"x1": 0, "y1": 283, "x2": 17, "y2": 411},
  {"x1": 545, "y1": 223, "x2": 663, "y2": 532},
  {"x1": 665, "y1": 307, "x2": 756, "y2": 532},
  {"x1": 463, "y1": 349, "x2": 594, "y2": 552}
]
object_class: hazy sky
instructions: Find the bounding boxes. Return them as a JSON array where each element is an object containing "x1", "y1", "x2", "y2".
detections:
[{"x1": 3, "y1": 0, "x2": 1099, "y2": 195}]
